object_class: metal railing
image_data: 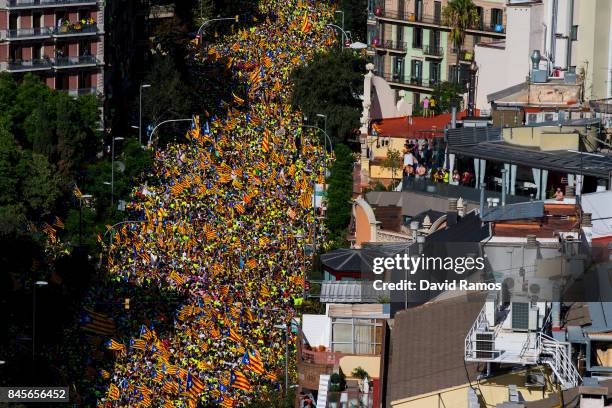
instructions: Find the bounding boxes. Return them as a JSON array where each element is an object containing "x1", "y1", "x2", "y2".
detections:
[
  {"x1": 376, "y1": 9, "x2": 505, "y2": 35},
  {"x1": 54, "y1": 23, "x2": 98, "y2": 35},
  {"x1": 6, "y1": 0, "x2": 97, "y2": 7},
  {"x1": 5, "y1": 27, "x2": 52, "y2": 38},
  {"x1": 423, "y1": 45, "x2": 443, "y2": 57},
  {"x1": 58, "y1": 87, "x2": 97, "y2": 97},
  {"x1": 381, "y1": 72, "x2": 438, "y2": 89},
  {"x1": 538, "y1": 332, "x2": 581, "y2": 389},
  {"x1": 53, "y1": 55, "x2": 98, "y2": 67},
  {"x1": 5, "y1": 58, "x2": 52, "y2": 70},
  {"x1": 402, "y1": 178, "x2": 530, "y2": 205},
  {"x1": 451, "y1": 48, "x2": 475, "y2": 62},
  {"x1": 374, "y1": 40, "x2": 407, "y2": 52}
]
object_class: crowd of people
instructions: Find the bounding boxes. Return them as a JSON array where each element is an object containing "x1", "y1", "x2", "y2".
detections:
[{"x1": 96, "y1": 1, "x2": 336, "y2": 406}]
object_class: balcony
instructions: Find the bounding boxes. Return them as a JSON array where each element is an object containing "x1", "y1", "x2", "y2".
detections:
[
  {"x1": 3, "y1": 0, "x2": 98, "y2": 9},
  {"x1": 451, "y1": 48, "x2": 475, "y2": 63},
  {"x1": 3, "y1": 23, "x2": 98, "y2": 41},
  {"x1": 372, "y1": 40, "x2": 407, "y2": 54},
  {"x1": 4, "y1": 27, "x2": 52, "y2": 40},
  {"x1": 3, "y1": 58, "x2": 52, "y2": 71},
  {"x1": 53, "y1": 22, "x2": 99, "y2": 37},
  {"x1": 423, "y1": 45, "x2": 443, "y2": 58},
  {"x1": 374, "y1": 9, "x2": 505, "y2": 37},
  {"x1": 53, "y1": 55, "x2": 98, "y2": 68},
  {"x1": 58, "y1": 87, "x2": 97, "y2": 97},
  {"x1": 376, "y1": 9, "x2": 443, "y2": 27},
  {"x1": 382, "y1": 72, "x2": 439, "y2": 90}
]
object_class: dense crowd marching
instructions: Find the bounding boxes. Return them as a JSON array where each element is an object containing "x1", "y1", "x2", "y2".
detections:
[{"x1": 96, "y1": 0, "x2": 336, "y2": 406}]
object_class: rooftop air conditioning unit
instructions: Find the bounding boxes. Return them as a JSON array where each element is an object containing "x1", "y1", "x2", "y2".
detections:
[
  {"x1": 511, "y1": 301, "x2": 539, "y2": 331},
  {"x1": 475, "y1": 331, "x2": 495, "y2": 359}
]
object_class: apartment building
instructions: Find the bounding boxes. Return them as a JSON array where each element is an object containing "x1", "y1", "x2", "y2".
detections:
[
  {"x1": 0, "y1": 0, "x2": 104, "y2": 97},
  {"x1": 475, "y1": 0, "x2": 612, "y2": 112},
  {"x1": 367, "y1": 0, "x2": 506, "y2": 108}
]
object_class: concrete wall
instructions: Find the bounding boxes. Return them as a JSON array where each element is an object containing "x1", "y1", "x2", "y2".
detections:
[
  {"x1": 354, "y1": 203, "x2": 375, "y2": 246},
  {"x1": 390, "y1": 370, "x2": 554, "y2": 408},
  {"x1": 502, "y1": 126, "x2": 597, "y2": 152}
]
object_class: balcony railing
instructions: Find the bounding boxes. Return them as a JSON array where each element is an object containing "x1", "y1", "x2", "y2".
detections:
[
  {"x1": 301, "y1": 348, "x2": 343, "y2": 365},
  {"x1": 4, "y1": 24, "x2": 98, "y2": 39},
  {"x1": 423, "y1": 45, "x2": 443, "y2": 57},
  {"x1": 451, "y1": 48, "x2": 475, "y2": 62},
  {"x1": 375, "y1": 9, "x2": 505, "y2": 35},
  {"x1": 377, "y1": 9, "x2": 443, "y2": 26},
  {"x1": 5, "y1": 58, "x2": 52, "y2": 70},
  {"x1": 382, "y1": 72, "x2": 439, "y2": 89},
  {"x1": 54, "y1": 23, "x2": 98, "y2": 36},
  {"x1": 58, "y1": 87, "x2": 97, "y2": 97},
  {"x1": 373, "y1": 40, "x2": 407, "y2": 52},
  {"x1": 6, "y1": 0, "x2": 98, "y2": 7},
  {"x1": 5, "y1": 27, "x2": 52, "y2": 39},
  {"x1": 53, "y1": 55, "x2": 98, "y2": 67}
]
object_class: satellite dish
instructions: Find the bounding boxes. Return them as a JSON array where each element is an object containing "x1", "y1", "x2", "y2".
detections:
[
  {"x1": 529, "y1": 284, "x2": 540, "y2": 294},
  {"x1": 503, "y1": 277, "x2": 515, "y2": 289}
]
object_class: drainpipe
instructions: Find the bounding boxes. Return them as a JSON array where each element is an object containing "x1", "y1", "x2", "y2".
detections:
[
  {"x1": 550, "y1": 0, "x2": 558, "y2": 68},
  {"x1": 501, "y1": 168, "x2": 507, "y2": 206},
  {"x1": 567, "y1": 0, "x2": 574, "y2": 71}
]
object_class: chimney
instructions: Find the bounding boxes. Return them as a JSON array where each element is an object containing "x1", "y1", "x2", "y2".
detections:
[
  {"x1": 422, "y1": 215, "x2": 432, "y2": 230},
  {"x1": 448, "y1": 198, "x2": 458, "y2": 225},
  {"x1": 410, "y1": 221, "x2": 420, "y2": 240},
  {"x1": 457, "y1": 197, "x2": 465, "y2": 217},
  {"x1": 582, "y1": 212, "x2": 592, "y2": 227}
]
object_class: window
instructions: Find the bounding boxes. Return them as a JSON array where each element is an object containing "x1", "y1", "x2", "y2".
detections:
[
  {"x1": 429, "y1": 61, "x2": 440, "y2": 85},
  {"x1": 397, "y1": 0, "x2": 405, "y2": 19},
  {"x1": 394, "y1": 57, "x2": 404, "y2": 80},
  {"x1": 415, "y1": 0, "x2": 423, "y2": 20},
  {"x1": 411, "y1": 59, "x2": 422, "y2": 84},
  {"x1": 491, "y1": 9, "x2": 503, "y2": 31},
  {"x1": 412, "y1": 27, "x2": 423, "y2": 48},
  {"x1": 331, "y1": 318, "x2": 384, "y2": 354},
  {"x1": 571, "y1": 25, "x2": 578, "y2": 41},
  {"x1": 544, "y1": 113, "x2": 555, "y2": 122},
  {"x1": 434, "y1": 1, "x2": 441, "y2": 23},
  {"x1": 396, "y1": 26, "x2": 404, "y2": 45},
  {"x1": 527, "y1": 113, "x2": 538, "y2": 124}
]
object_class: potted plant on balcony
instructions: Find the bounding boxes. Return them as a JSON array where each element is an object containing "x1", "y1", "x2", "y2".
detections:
[{"x1": 73, "y1": 21, "x2": 82, "y2": 31}]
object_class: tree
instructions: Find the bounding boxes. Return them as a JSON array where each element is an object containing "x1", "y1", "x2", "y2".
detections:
[
  {"x1": 338, "y1": 0, "x2": 368, "y2": 42},
  {"x1": 325, "y1": 144, "x2": 354, "y2": 245},
  {"x1": 142, "y1": 56, "x2": 191, "y2": 144},
  {"x1": 18, "y1": 152, "x2": 61, "y2": 219},
  {"x1": 381, "y1": 148, "x2": 402, "y2": 183},
  {"x1": 431, "y1": 81, "x2": 464, "y2": 114},
  {"x1": 442, "y1": 0, "x2": 479, "y2": 83},
  {"x1": 291, "y1": 49, "x2": 364, "y2": 144}
]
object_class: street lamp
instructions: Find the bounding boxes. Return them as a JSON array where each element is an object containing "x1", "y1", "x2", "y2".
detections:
[
  {"x1": 326, "y1": 24, "x2": 365, "y2": 50},
  {"x1": 316, "y1": 113, "x2": 328, "y2": 153},
  {"x1": 32, "y1": 280, "x2": 48, "y2": 361},
  {"x1": 139, "y1": 84, "x2": 151, "y2": 145},
  {"x1": 197, "y1": 15, "x2": 240, "y2": 37},
  {"x1": 110, "y1": 137, "x2": 125, "y2": 210}
]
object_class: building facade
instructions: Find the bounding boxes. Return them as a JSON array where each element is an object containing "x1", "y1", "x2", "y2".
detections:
[
  {"x1": 0, "y1": 0, "x2": 104, "y2": 96},
  {"x1": 476, "y1": 0, "x2": 612, "y2": 112},
  {"x1": 367, "y1": 0, "x2": 506, "y2": 109}
]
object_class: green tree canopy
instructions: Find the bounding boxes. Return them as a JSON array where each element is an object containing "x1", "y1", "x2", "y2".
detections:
[
  {"x1": 431, "y1": 81, "x2": 465, "y2": 114},
  {"x1": 291, "y1": 49, "x2": 364, "y2": 144}
]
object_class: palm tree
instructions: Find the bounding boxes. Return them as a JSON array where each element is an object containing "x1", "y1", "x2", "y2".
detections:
[{"x1": 442, "y1": 0, "x2": 480, "y2": 84}]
